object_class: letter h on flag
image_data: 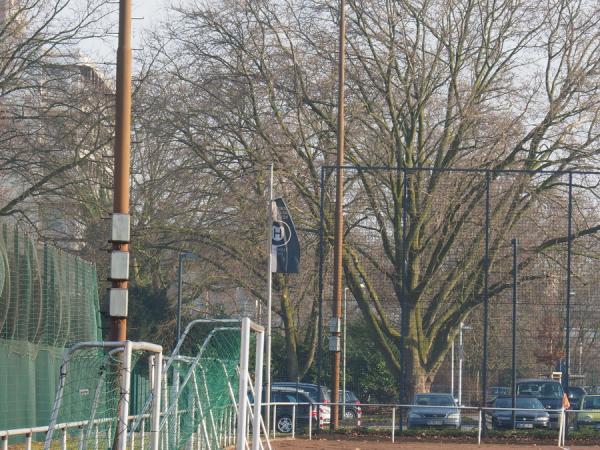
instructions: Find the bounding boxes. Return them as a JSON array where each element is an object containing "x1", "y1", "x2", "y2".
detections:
[{"x1": 271, "y1": 198, "x2": 300, "y2": 273}]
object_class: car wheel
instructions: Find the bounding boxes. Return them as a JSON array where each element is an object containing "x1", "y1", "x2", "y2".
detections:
[
  {"x1": 344, "y1": 409, "x2": 357, "y2": 419},
  {"x1": 276, "y1": 416, "x2": 293, "y2": 434}
]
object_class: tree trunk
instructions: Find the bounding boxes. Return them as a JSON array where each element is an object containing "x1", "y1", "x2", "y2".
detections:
[
  {"x1": 279, "y1": 280, "x2": 300, "y2": 380},
  {"x1": 400, "y1": 304, "x2": 434, "y2": 403}
]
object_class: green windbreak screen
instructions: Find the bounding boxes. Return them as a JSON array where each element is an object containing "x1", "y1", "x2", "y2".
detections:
[{"x1": 0, "y1": 225, "x2": 101, "y2": 430}]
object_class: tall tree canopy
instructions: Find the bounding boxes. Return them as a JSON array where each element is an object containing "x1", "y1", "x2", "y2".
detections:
[{"x1": 138, "y1": 0, "x2": 600, "y2": 396}]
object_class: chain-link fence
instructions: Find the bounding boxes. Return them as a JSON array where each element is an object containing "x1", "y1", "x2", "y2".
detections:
[
  {"x1": 317, "y1": 166, "x2": 600, "y2": 407},
  {"x1": 0, "y1": 225, "x2": 101, "y2": 431}
]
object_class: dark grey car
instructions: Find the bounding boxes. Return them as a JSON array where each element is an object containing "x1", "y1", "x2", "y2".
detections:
[
  {"x1": 491, "y1": 396, "x2": 550, "y2": 429},
  {"x1": 516, "y1": 379, "x2": 564, "y2": 428},
  {"x1": 271, "y1": 382, "x2": 331, "y2": 403},
  {"x1": 407, "y1": 393, "x2": 461, "y2": 429},
  {"x1": 270, "y1": 388, "x2": 331, "y2": 433}
]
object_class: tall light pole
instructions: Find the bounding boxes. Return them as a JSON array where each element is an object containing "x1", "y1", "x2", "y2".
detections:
[
  {"x1": 331, "y1": 0, "x2": 347, "y2": 431},
  {"x1": 176, "y1": 251, "x2": 198, "y2": 344},
  {"x1": 458, "y1": 322, "x2": 472, "y2": 405},
  {"x1": 109, "y1": 0, "x2": 132, "y2": 342},
  {"x1": 565, "y1": 172, "x2": 573, "y2": 396}
]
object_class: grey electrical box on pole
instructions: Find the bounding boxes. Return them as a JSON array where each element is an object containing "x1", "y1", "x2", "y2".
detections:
[
  {"x1": 111, "y1": 213, "x2": 130, "y2": 242},
  {"x1": 109, "y1": 213, "x2": 131, "y2": 320}
]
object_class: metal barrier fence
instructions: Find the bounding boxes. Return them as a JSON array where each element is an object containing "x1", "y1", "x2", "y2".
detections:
[
  {"x1": 8, "y1": 399, "x2": 597, "y2": 448},
  {"x1": 257, "y1": 401, "x2": 576, "y2": 447}
]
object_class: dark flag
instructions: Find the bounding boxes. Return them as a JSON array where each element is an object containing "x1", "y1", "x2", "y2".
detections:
[{"x1": 271, "y1": 197, "x2": 300, "y2": 273}]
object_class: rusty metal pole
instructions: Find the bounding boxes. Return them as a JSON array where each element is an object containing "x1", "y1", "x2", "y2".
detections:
[
  {"x1": 110, "y1": 0, "x2": 132, "y2": 342},
  {"x1": 330, "y1": 0, "x2": 346, "y2": 431}
]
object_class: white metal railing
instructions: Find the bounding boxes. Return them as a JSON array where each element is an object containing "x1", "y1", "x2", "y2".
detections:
[
  {"x1": 243, "y1": 401, "x2": 571, "y2": 448},
  {"x1": 1, "y1": 414, "x2": 153, "y2": 450},
  {"x1": 5, "y1": 401, "x2": 578, "y2": 449}
]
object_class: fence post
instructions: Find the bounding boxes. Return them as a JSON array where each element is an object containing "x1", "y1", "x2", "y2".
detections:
[
  {"x1": 478, "y1": 408, "x2": 482, "y2": 446},
  {"x1": 272, "y1": 405, "x2": 277, "y2": 439},
  {"x1": 308, "y1": 406, "x2": 312, "y2": 440},
  {"x1": 292, "y1": 405, "x2": 296, "y2": 439},
  {"x1": 558, "y1": 408, "x2": 564, "y2": 447},
  {"x1": 130, "y1": 420, "x2": 135, "y2": 449},
  {"x1": 78, "y1": 426, "x2": 84, "y2": 450},
  {"x1": 392, "y1": 407, "x2": 396, "y2": 443}
]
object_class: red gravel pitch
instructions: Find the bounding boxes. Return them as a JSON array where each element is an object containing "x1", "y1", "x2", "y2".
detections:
[{"x1": 270, "y1": 437, "x2": 600, "y2": 449}]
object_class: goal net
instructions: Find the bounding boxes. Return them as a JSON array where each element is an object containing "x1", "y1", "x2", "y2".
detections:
[
  {"x1": 43, "y1": 341, "x2": 162, "y2": 450},
  {"x1": 131, "y1": 318, "x2": 269, "y2": 450}
]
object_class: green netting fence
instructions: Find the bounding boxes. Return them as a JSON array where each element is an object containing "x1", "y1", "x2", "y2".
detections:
[{"x1": 0, "y1": 225, "x2": 101, "y2": 431}]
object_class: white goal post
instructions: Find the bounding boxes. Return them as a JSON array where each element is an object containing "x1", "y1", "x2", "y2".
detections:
[{"x1": 236, "y1": 317, "x2": 268, "y2": 450}]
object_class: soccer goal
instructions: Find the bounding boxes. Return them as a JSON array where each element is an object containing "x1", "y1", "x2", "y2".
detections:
[
  {"x1": 43, "y1": 341, "x2": 163, "y2": 450},
  {"x1": 130, "y1": 317, "x2": 269, "y2": 450}
]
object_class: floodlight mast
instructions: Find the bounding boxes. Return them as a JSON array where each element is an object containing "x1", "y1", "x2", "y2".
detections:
[
  {"x1": 330, "y1": 0, "x2": 347, "y2": 431},
  {"x1": 110, "y1": 0, "x2": 132, "y2": 342}
]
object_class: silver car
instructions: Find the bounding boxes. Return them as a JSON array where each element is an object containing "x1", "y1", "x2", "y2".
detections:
[{"x1": 408, "y1": 393, "x2": 461, "y2": 429}]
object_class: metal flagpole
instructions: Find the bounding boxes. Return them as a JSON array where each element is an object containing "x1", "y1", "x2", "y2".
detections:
[
  {"x1": 511, "y1": 238, "x2": 518, "y2": 429},
  {"x1": 265, "y1": 164, "x2": 274, "y2": 432},
  {"x1": 451, "y1": 341, "x2": 454, "y2": 397}
]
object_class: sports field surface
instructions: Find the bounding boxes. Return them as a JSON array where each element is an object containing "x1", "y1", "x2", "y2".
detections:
[{"x1": 271, "y1": 438, "x2": 600, "y2": 449}]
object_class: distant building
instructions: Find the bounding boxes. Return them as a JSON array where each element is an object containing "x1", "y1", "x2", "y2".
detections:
[{"x1": 0, "y1": 0, "x2": 114, "y2": 247}]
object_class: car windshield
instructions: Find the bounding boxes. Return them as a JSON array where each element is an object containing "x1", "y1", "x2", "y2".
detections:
[
  {"x1": 583, "y1": 397, "x2": 600, "y2": 409},
  {"x1": 414, "y1": 395, "x2": 454, "y2": 406},
  {"x1": 495, "y1": 397, "x2": 543, "y2": 409},
  {"x1": 333, "y1": 390, "x2": 358, "y2": 402},
  {"x1": 517, "y1": 382, "x2": 562, "y2": 399},
  {"x1": 274, "y1": 383, "x2": 323, "y2": 402},
  {"x1": 274, "y1": 391, "x2": 310, "y2": 403},
  {"x1": 345, "y1": 391, "x2": 358, "y2": 402}
]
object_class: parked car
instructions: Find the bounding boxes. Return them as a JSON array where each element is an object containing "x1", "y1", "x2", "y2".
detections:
[
  {"x1": 568, "y1": 386, "x2": 587, "y2": 408},
  {"x1": 271, "y1": 382, "x2": 331, "y2": 403},
  {"x1": 487, "y1": 386, "x2": 511, "y2": 406},
  {"x1": 491, "y1": 387, "x2": 511, "y2": 397},
  {"x1": 327, "y1": 389, "x2": 363, "y2": 419},
  {"x1": 407, "y1": 393, "x2": 461, "y2": 429},
  {"x1": 576, "y1": 394, "x2": 600, "y2": 430},
  {"x1": 490, "y1": 396, "x2": 550, "y2": 429},
  {"x1": 270, "y1": 387, "x2": 331, "y2": 433},
  {"x1": 516, "y1": 379, "x2": 564, "y2": 428}
]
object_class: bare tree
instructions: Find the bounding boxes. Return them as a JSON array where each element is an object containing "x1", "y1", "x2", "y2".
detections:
[
  {"x1": 143, "y1": 0, "x2": 600, "y2": 396},
  {"x1": 0, "y1": 0, "x2": 113, "y2": 229}
]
